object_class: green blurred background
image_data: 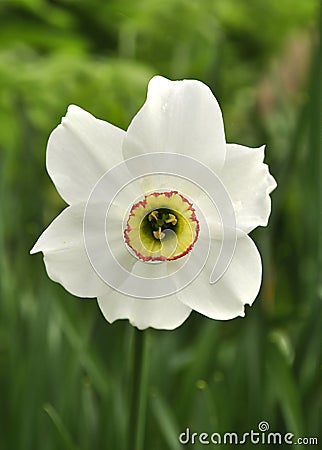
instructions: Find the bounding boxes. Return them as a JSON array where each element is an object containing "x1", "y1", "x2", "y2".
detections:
[{"x1": 0, "y1": 0, "x2": 321, "y2": 449}]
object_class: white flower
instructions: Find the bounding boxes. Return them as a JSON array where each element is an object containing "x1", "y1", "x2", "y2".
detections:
[{"x1": 30, "y1": 76, "x2": 276, "y2": 330}]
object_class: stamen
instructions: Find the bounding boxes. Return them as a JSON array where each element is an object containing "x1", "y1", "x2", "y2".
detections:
[
  {"x1": 148, "y1": 211, "x2": 159, "y2": 222},
  {"x1": 153, "y1": 227, "x2": 165, "y2": 240},
  {"x1": 165, "y1": 213, "x2": 177, "y2": 225}
]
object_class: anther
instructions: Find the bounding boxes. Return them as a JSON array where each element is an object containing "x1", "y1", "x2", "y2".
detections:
[
  {"x1": 153, "y1": 227, "x2": 166, "y2": 240},
  {"x1": 165, "y1": 213, "x2": 177, "y2": 225},
  {"x1": 148, "y1": 211, "x2": 159, "y2": 222}
]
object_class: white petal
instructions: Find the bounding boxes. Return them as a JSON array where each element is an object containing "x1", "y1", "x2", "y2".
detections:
[
  {"x1": 97, "y1": 290, "x2": 192, "y2": 330},
  {"x1": 47, "y1": 105, "x2": 125, "y2": 205},
  {"x1": 220, "y1": 144, "x2": 277, "y2": 233},
  {"x1": 30, "y1": 204, "x2": 109, "y2": 297},
  {"x1": 177, "y1": 235, "x2": 262, "y2": 320},
  {"x1": 137, "y1": 173, "x2": 207, "y2": 202},
  {"x1": 123, "y1": 76, "x2": 226, "y2": 172}
]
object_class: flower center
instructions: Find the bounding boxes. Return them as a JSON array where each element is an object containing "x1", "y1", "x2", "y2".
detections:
[
  {"x1": 124, "y1": 191, "x2": 199, "y2": 262},
  {"x1": 148, "y1": 209, "x2": 178, "y2": 240}
]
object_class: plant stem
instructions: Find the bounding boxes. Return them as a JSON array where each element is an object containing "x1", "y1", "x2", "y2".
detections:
[{"x1": 127, "y1": 328, "x2": 150, "y2": 450}]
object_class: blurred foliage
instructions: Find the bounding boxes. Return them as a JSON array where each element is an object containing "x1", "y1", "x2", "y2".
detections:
[{"x1": 0, "y1": 0, "x2": 321, "y2": 449}]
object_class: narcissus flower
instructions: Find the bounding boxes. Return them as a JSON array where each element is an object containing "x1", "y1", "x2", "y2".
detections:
[{"x1": 31, "y1": 76, "x2": 276, "y2": 330}]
